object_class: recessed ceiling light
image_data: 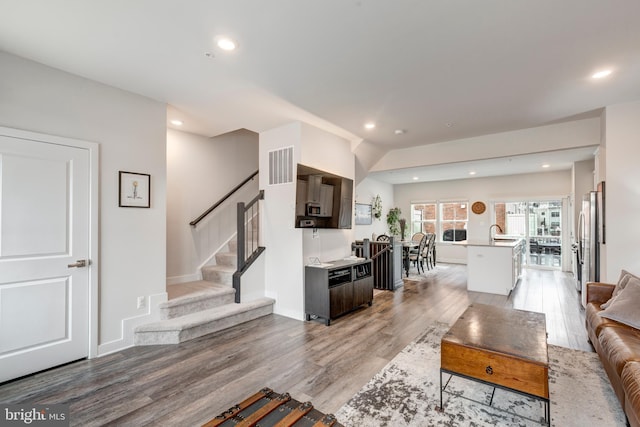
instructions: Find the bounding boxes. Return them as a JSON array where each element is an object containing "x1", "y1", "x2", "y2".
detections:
[
  {"x1": 542, "y1": 164, "x2": 550, "y2": 168},
  {"x1": 469, "y1": 171, "x2": 476, "y2": 175},
  {"x1": 592, "y1": 69, "x2": 612, "y2": 79},
  {"x1": 170, "y1": 119, "x2": 183, "y2": 126},
  {"x1": 412, "y1": 176, "x2": 419, "y2": 181},
  {"x1": 364, "y1": 122, "x2": 376, "y2": 130},
  {"x1": 394, "y1": 129, "x2": 406, "y2": 135},
  {"x1": 216, "y1": 37, "x2": 237, "y2": 51}
]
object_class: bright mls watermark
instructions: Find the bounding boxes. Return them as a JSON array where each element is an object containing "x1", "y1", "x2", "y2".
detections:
[{"x1": 1, "y1": 404, "x2": 69, "y2": 426}]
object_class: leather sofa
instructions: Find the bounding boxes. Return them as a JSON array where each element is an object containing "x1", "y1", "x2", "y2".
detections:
[{"x1": 586, "y1": 281, "x2": 640, "y2": 426}]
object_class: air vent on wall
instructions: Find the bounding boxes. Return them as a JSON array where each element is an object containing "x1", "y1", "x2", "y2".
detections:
[{"x1": 268, "y1": 146, "x2": 294, "y2": 185}]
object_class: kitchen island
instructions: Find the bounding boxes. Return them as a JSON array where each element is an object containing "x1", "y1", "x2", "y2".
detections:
[{"x1": 458, "y1": 238, "x2": 525, "y2": 295}]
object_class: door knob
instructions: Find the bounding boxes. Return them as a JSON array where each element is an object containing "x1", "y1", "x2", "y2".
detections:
[{"x1": 67, "y1": 259, "x2": 88, "y2": 268}]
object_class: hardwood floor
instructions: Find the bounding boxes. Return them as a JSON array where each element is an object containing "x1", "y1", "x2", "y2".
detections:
[{"x1": 0, "y1": 265, "x2": 590, "y2": 426}]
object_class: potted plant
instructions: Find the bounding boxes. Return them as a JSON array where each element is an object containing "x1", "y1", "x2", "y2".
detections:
[
  {"x1": 372, "y1": 195, "x2": 382, "y2": 220},
  {"x1": 387, "y1": 207, "x2": 402, "y2": 237}
]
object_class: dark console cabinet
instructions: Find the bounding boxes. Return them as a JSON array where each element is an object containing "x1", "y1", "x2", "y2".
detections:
[{"x1": 305, "y1": 259, "x2": 373, "y2": 325}]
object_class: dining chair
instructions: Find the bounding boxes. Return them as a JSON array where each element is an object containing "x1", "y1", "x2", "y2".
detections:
[
  {"x1": 408, "y1": 233, "x2": 427, "y2": 273},
  {"x1": 422, "y1": 233, "x2": 436, "y2": 270},
  {"x1": 376, "y1": 234, "x2": 391, "y2": 242},
  {"x1": 529, "y1": 240, "x2": 542, "y2": 264}
]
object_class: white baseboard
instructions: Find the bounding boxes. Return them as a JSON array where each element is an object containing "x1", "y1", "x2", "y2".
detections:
[
  {"x1": 97, "y1": 292, "x2": 167, "y2": 356},
  {"x1": 166, "y1": 273, "x2": 201, "y2": 286}
]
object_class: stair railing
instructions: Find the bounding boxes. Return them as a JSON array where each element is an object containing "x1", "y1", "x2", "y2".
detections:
[
  {"x1": 352, "y1": 238, "x2": 395, "y2": 290},
  {"x1": 232, "y1": 190, "x2": 265, "y2": 303},
  {"x1": 189, "y1": 170, "x2": 259, "y2": 227}
]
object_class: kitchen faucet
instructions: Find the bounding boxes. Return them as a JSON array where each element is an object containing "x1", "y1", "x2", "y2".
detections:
[{"x1": 489, "y1": 223, "x2": 503, "y2": 241}]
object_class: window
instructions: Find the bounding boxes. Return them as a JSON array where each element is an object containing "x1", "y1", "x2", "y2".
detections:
[
  {"x1": 440, "y1": 202, "x2": 468, "y2": 241},
  {"x1": 411, "y1": 203, "x2": 436, "y2": 234}
]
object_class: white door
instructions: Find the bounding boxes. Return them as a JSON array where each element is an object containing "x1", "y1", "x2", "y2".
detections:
[{"x1": 0, "y1": 131, "x2": 90, "y2": 383}]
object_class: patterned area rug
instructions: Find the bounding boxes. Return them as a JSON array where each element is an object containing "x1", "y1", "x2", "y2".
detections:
[{"x1": 336, "y1": 323, "x2": 625, "y2": 426}]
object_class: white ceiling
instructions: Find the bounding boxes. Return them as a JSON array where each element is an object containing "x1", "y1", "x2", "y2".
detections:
[
  {"x1": 368, "y1": 146, "x2": 598, "y2": 184},
  {"x1": 0, "y1": 1, "x2": 638, "y2": 181}
]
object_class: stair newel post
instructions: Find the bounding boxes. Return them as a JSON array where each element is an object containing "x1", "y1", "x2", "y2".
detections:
[{"x1": 234, "y1": 201, "x2": 246, "y2": 303}]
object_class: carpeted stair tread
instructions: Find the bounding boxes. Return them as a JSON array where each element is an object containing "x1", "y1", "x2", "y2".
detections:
[
  {"x1": 214, "y1": 252, "x2": 237, "y2": 267},
  {"x1": 136, "y1": 297, "x2": 275, "y2": 333},
  {"x1": 201, "y1": 264, "x2": 235, "y2": 285},
  {"x1": 160, "y1": 282, "x2": 234, "y2": 309},
  {"x1": 201, "y1": 264, "x2": 235, "y2": 273}
]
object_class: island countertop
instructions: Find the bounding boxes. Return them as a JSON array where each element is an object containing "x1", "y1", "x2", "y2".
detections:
[{"x1": 454, "y1": 238, "x2": 525, "y2": 248}]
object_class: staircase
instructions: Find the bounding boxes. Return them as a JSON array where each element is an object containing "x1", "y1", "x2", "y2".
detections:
[{"x1": 134, "y1": 238, "x2": 274, "y2": 345}]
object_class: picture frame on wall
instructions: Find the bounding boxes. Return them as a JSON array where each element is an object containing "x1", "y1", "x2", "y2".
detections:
[
  {"x1": 119, "y1": 171, "x2": 150, "y2": 208},
  {"x1": 355, "y1": 203, "x2": 372, "y2": 225}
]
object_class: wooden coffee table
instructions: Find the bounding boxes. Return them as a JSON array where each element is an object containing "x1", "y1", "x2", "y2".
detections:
[{"x1": 440, "y1": 303, "x2": 549, "y2": 425}]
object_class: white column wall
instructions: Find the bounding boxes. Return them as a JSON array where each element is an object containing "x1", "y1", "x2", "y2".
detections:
[
  {"x1": 603, "y1": 101, "x2": 640, "y2": 281},
  {"x1": 260, "y1": 123, "x2": 304, "y2": 320},
  {"x1": 260, "y1": 122, "x2": 356, "y2": 320},
  {"x1": 0, "y1": 51, "x2": 167, "y2": 351},
  {"x1": 300, "y1": 123, "x2": 355, "y2": 263}
]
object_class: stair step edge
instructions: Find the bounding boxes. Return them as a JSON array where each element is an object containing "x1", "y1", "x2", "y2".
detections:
[
  {"x1": 160, "y1": 288, "x2": 235, "y2": 309},
  {"x1": 136, "y1": 298, "x2": 275, "y2": 332},
  {"x1": 202, "y1": 265, "x2": 236, "y2": 272}
]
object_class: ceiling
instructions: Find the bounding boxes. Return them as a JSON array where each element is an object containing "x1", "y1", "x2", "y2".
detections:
[
  {"x1": 368, "y1": 146, "x2": 598, "y2": 184},
  {"x1": 0, "y1": 1, "x2": 638, "y2": 181}
]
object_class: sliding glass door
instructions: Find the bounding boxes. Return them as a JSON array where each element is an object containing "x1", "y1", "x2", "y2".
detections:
[{"x1": 494, "y1": 200, "x2": 563, "y2": 269}]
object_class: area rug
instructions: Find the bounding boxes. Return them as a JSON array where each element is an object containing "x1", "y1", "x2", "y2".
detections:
[{"x1": 336, "y1": 323, "x2": 625, "y2": 426}]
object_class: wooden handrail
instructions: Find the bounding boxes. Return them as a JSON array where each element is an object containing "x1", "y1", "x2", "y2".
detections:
[{"x1": 189, "y1": 170, "x2": 259, "y2": 227}]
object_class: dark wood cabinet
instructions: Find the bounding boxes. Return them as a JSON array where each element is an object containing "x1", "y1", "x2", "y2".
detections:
[
  {"x1": 353, "y1": 278, "x2": 372, "y2": 307},
  {"x1": 329, "y1": 282, "x2": 352, "y2": 318},
  {"x1": 305, "y1": 259, "x2": 373, "y2": 325}
]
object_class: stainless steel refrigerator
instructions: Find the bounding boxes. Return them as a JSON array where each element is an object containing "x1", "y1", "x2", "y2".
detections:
[{"x1": 578, "y1": 191, "x2": 599, "y2": 307}]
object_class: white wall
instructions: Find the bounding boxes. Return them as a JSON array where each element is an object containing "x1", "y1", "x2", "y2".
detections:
[
  {"x1": 300, "y1": 123, "x2": 355, "y2": 263},
  {"x1": 603, "y1": 100, "x2": 640, "y2": 281},
  {"x1": 394, "y1": 170, "x2": 572, "y2": 264},
  {"x1": 373, "y1": 118, "x2": 600, "y2": 172},
  {"x1": 260, "y1": 122, "x2": 355, "y2": 321},
  {"x1": 166, "y1": 128, "x2": 258, "y2": 283},
  {"x1": 353, "y1": 139, "x2": 387, "y2": 184},
  {"x1": 0, "y1": 51, "x2": 167, "y2": 353},
  {"x1": 354, "y1": 176, "x2": 395, "y2": 240},
  {"x1": 260, "y1": 123, "x2": 304, "y2": 320}
]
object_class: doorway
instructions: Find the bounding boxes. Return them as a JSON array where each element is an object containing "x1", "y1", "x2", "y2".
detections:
[
  {"x1": 494, "y1": 200, "x2": 564, "y2": 269},
  {"x1": 0, "y1": 126, "x2": 97, "y2": 383}
]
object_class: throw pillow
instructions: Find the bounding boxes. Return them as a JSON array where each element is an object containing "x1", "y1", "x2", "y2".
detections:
[
  {"x1": 601, "y1": 269, "x2": 639, "y2": 309},
  {"x1": 599, "y1": 276, "x2": 640, "y2": 329}
]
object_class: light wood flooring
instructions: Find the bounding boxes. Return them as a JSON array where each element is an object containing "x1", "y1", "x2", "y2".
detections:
[{"x1": 0, "y1": 265, "x2": 591, "y2": 426}]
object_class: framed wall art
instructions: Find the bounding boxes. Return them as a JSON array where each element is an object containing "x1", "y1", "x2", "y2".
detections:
[
  {"x1": 355, "y1": 203, "x2": 373, "y2": 225},
  {"x1": 119, "y1": 171, "x2": 150, "y2": 208}
]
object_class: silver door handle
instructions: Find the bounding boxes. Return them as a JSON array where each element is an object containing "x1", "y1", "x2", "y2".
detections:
[{"x1": 68, "y1": 259, "x2": 87, "y2": 268}]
